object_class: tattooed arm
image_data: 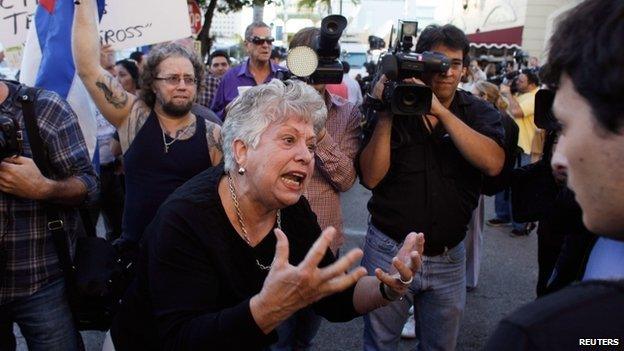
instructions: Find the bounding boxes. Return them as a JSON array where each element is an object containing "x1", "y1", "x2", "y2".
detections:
[
  {"x1": 72, "y1": 0, "x2": 136, "y2": 128},
  {"x1": 205, "y1": 121, "x2": 223, "y2": 165},
  {"x1": 117, "y1": 100, "x2": 151, "y2": 154}
]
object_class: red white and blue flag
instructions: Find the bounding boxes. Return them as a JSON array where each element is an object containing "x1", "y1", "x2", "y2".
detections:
[{"x1": 20, "y1": 0, "x2": 107, "y2": 161}]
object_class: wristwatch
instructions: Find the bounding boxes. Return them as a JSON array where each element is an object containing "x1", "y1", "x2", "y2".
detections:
[{"x1": 379, "y1": 282, "x2": 402, "y2": 301}]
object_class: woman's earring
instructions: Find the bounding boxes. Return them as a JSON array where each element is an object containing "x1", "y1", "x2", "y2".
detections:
[{"x1": 238, "y1": 167, "x2": 246, "y2": 175}]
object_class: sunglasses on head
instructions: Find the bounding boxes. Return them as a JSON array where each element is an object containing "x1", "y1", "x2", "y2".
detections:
[{"x1": 248, "y1": 36, "x2": 275, "y2": 45}]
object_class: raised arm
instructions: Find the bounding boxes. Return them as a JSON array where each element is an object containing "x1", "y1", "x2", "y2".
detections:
[
  {"x1": 500, "y1": 84, "x2": 524, "y2": 120},
  {"x1": 72, "y1": 0, "x2": 136, "y2": 128}
]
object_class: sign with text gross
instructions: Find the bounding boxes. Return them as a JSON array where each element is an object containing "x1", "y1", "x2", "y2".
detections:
[
  {"x1": 0, "y1": 0, "x2": 192, "y2": 50},
  {"x1": 99, "y1": 0, "x2": 192, "y2": 50}
]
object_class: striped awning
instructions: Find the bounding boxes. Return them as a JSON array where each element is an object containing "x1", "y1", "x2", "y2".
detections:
[{"x1": 466, "y1": 26, "x2": 524, "y2": 48}]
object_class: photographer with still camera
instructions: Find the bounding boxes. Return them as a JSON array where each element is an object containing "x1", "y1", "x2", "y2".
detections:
[
  {"x1": 358, "y1": 23, "x2": 504, "y2": 350},
  {"x1": 0, "y1": 79, "x2": 98, "y2": 350}
]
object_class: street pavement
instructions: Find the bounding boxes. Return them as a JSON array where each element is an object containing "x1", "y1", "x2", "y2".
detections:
[{"x1": 15, "y1": 183, "x2": 538, "y2": 350}]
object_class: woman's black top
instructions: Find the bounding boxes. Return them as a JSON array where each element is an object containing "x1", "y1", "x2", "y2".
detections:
[{"x1": 111, "y1": 165, "x2": 359, "y2": 350}]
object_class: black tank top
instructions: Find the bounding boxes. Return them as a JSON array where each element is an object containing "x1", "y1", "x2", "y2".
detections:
[{"x1": 121, "y1": 111, "x2": 211, "y2": 243}]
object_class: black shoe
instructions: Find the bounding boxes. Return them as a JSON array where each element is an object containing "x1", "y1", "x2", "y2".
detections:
[
  {"x1": 509, "y1": 228, "x2": 530, "y2": 237},
  {"x1": 487, "y1": 218, "x2": 511, "y2": 227}
]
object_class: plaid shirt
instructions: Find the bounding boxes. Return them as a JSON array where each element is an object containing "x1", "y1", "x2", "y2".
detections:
[
  {"x1": 196, "y1": 74, "x2": 221, "y2": 109},
  {"x1": 305, "y1": 91, "x2": 362, "y2": 253},
  {"x1": 0, "y1": 81, "x2": 98, "y2": 304}
]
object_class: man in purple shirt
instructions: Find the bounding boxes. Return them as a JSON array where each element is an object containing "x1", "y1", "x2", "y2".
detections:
[{"x1": 211, "y1": 21, "x2": 288, "y2": 120}]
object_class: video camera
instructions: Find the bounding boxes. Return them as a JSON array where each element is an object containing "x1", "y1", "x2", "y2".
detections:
[
  {"x1": 0, "y1": 115, "x2": 21, "y2": 160},
  {"x1": 369, "y1": 20, "x2": 450, "y2": 115},
  {"x1": 487, "y1": 68, "x2": 520, "y2": 86},
  {"x1": 286, "y1": 15, "x2": 348, "y2": 84},
  {"x1": 487, "y1": 50, "x2": 534, "y2": 86}
]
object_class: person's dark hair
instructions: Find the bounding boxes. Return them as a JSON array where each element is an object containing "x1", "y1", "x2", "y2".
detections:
[
  {"x1": 522, "y1": 70, "x2": 540, "y2": 87},
  {"x1": 289, "y1": 27, "x2": 319, "y2": 48},
  {"x1": 129, "y1": 51, "x2": 144, "y2": 64},
  {"x1": 208, "y1": 50, "x2": 230, "y2": 66},
  {"x1": 342, "y1": 61, "x2": 350, "y2": 74},
  {"x1": 139, "y1": 42, "x2": 204, "y2": 109},
  {"x1": 416, "y1": 24, "x2": 470, "y2": 66},
  {"x1": 116, "y1": 59, "x2": 140, "y2": 89},
  {"x1": 270, "y1": 47, "x2": 285, "y2": 60},
  {"x1": 462, "y1": 54, "x2": 471, "y2": 70},
  {"x1": 541, "y1": 0, "x2": 624, "y2": 133}
]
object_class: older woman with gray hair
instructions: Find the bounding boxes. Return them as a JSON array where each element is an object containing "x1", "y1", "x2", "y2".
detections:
[{"x1": 109, "y1": 79, "x2": 424, "y2": 350}]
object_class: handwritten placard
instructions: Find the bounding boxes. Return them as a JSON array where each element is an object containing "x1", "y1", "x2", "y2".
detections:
[
  {"x1": 0, "y1": 0, "x2": 37, "y2": 49},
  {"x1": 0, "y1": 0, "x2": 192, "y2": 51},
  {"x1": 98, "y1": 0, "x2": 192, "y2": 50}
]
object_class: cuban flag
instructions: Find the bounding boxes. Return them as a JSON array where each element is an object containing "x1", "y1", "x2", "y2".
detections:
[{"x1": 20, "y1": 0, "x2": 107, "y2": 162}]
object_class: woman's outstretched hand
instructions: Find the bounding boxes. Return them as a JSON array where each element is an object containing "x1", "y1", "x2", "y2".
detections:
[
  {"x1": 250, "y1": 227, "x2": 367, "y2": 334},
  {"x1": 374, "y1": 232, "x2": 425, "y2": 299}
]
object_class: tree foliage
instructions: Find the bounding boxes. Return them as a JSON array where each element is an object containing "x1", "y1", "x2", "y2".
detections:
[
  {"x1": 193, "y1": 0, "x2": 357, "y2": 58},
  {"x1": 194, "y1": 0, "x2": 274, "y2": 58}
]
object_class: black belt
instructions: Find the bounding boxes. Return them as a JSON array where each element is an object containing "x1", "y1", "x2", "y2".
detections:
[{"x1": 423, "y1": 238, "x2": 463, "y2": 257}]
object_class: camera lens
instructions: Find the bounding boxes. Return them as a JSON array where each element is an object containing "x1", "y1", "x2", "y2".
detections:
[
  {"x1": 326, "y1": 21, "x2": 338, "y2": 33},
  {"x1": 402, "y1": 92, "x2": 417, "y2": 107}
]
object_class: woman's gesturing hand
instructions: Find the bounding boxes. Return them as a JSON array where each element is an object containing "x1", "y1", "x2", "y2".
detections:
[
  {"x1": 374, "y1": 232, "x2": 425, "y2": 300},
  {"x1": 250, "y1": 227, "x2": 367, "y2": 334}
]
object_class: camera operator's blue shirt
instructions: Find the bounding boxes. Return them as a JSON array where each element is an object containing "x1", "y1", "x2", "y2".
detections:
[{"x1": 210, "y1": 59, "x2": 288, "y2": 120}]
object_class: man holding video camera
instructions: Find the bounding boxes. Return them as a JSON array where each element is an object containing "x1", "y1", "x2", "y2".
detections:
[{"x1": 358, "y1": 24, "x2": 504, "y2": 350}]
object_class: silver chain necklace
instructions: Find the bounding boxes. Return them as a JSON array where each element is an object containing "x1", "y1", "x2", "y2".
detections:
[
  {"x1": 227, "y1": 173, "x2": 281, "y2": 271},
  {"x1": 160, "y1": 122, "x2": 193, "y2": 153}
]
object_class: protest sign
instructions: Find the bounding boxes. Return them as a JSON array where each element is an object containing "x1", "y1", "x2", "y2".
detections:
[
  {"x1": 98, "y1": 0, "x2": 192, "y2": 50},
  {"x1": 0, "y1": 0, "x2": 37, "y2": 49},
  {"x1": 1, "y1": 0, "x2": 192, "y2": 51}
]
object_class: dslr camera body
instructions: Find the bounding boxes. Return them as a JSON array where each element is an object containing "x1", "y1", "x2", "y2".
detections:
[
  {"x1": 286, "y1": 15, "x2": 348, "y2": 84},
  {"x1": 0, "y1": 114, "x2": 21, "y2": 160},
  {"x1": 372, "y1": 20, "x2": 450, "y2": 115}
]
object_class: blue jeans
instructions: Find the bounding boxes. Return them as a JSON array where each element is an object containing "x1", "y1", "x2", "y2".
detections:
[
  {"x1": 0, "y1": 278, "x2": 79, "y2": 351},
  {"x1": 271, "y1": 307, "x2": 323, "y2": 351},
  {"x1": 362, "y1": 225, "x2": 466, "y2": 351},
  {"x1": 494, "y1": 153, "x2": 532, "y2": 231}
]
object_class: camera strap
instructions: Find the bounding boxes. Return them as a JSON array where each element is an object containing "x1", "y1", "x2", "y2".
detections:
[
  {"x1": 17, "y1": 86, "x2": 50, "y2": 175},
  {"x1": 17, "y1": 86, "x2": 78, "y2": 310}
]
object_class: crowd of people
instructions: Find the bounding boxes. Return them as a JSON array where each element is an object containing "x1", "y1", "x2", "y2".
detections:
[{"x1": 0, "y1": 0, "x2": 622, "y2": 350}]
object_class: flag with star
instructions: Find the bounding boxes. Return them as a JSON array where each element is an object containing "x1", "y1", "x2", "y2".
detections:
[{"x1": 20, "y1": 0, "x2": 107, "y2": 162}]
